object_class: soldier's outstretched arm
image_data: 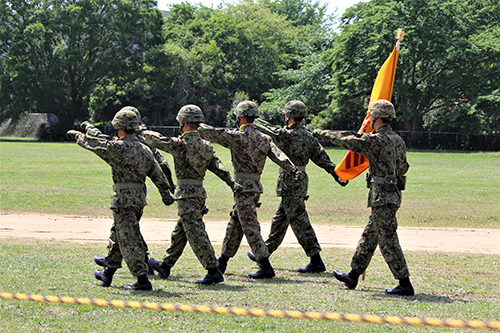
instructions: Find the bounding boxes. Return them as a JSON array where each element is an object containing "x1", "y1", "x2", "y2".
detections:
[
  {"x1": 66, "y1": 129, "x2": 114, "y2": 162},
  {"x1": 313, "y1": 129, "x2": 370, "y2": 156},
  {"x1": 254, "y1": 118, "x2": 281, "y2": 137},
  {"x1": 80, "y1": 121, "x2": 112, "y2": 139},
  {"x1": 142, "y1": 130, "x2": 179, "y2": 154},
  {"x1": 198, "y1": 123, "x2": 234, "y2": 148}
]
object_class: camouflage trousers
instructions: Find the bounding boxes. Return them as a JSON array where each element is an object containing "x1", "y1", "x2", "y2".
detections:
[
  {"x1": 106, "y1": 207, "x2": 148, "y2": 276},
  {"x1": 265, "y1": 195, "x2": 321, "y2": 257},
  {"x1": 351, "y1": 204, "x2": 410, "y2": 279},
  {"x1": 163, "y1": 197, "x2": 218, "y2": 270},
  {"x1": 222, "y1": 192, "x2": 269, "y2": 261}
]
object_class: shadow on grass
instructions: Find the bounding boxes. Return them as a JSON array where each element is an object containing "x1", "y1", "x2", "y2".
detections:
[{"x1": 370, "y1": 292, "x2": 466, "y2": 303}]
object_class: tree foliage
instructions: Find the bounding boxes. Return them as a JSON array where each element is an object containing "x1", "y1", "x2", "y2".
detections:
[
  {"x1": 0, "y1": 0, "x2": 163, "y2": 138},
  {"x1": 318, "y1": 0, "x2": 500, "y2": 135},
  {"x1": 1, "y1": 0, "x2": 499, "y2": 143}
]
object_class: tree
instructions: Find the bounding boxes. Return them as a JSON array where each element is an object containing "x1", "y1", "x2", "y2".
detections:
[
  {"x1": 260, "y1": 25, "x2": 336, "y2": 124},
  {"x1": 317, "y1": 0, "x2": 500, "y2": 136},
  {"x1": 260, "y1": 0, "x2": 328, "y2": 27},
  {"x1": 116, "y1": 0, "x2": 298, "y2": 127},
  {"x1": 0, "y1": 0, "x2": 163, "y2": 139}
]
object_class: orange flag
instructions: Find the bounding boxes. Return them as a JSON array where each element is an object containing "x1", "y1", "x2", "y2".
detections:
[{"x1": 335, "y1": 30, "x2": 405, "y2": 181}]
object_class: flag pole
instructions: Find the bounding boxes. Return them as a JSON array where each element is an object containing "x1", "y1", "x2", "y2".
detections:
[{"x1": 361, "y1": 28, "x2": 405, "y2": 281}]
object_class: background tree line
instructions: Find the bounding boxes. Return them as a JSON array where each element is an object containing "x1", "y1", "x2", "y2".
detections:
[{"x1": 1, "y1": 0, "x2": 499, "y2": 144}]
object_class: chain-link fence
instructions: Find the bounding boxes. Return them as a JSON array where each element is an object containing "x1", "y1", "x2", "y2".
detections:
[{"x1": 101, "y1": 125, "x2": 500, "y2": 151}]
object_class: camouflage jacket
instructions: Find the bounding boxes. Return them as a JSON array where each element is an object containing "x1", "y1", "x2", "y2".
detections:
[
  {"x1": 255, "y1": 119, "x2": 337, "y2": 197},
  {"x1": 84, "y1": 123, "x2": 174, "y2": 190},
  {"x1": 142, "y1": 130, "x2": 233, "y2": 199},
  {"x1": 73, "y1": 132, "x2": 171, "y2": 209},
  {"x1": 314, "y1": 125, "x2": 409, "y2": 207},
  {"x1": 198, "y1": 123, "x2": 296, "y2": 194}
]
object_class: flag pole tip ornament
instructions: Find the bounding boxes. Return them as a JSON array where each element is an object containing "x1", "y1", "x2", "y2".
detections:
[{"x1": 394, "y1": 29, "x2": 406, "y2": 51}]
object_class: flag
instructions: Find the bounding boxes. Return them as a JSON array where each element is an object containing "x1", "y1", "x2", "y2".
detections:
[{"x1": 335, "y1": 30, "x2": 405, "y2": 181}]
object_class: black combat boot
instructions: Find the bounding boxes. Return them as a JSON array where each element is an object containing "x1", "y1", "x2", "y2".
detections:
[
  {"x1": 93, "y1": 256, "x2": 107, "y2": 267},
  {"x1": 125, "y1": 274, "x2": 152, "y2": 291},
  {"x1": 217, "y1": 254, "x2": 230, "y2": 274},
  {"x1": 332, "y1": 269, "x2": 359, "y2": 289},
  {"x1": 385, "y1": 277, "x2": 415, "y2": 296},
  {"x1": 195, "y1": 267, "x2": 224, "y2": 285},
  {"x1": 248, "y1": 257, "x2": 275, "y2": 279},
  {"x1": 148, "y1": 257, "x2": 171, "y2": 279},
  {"x1": 298, "y1": 253, "x2": 326, "y2": 273},
  {"x1": 246, "y1": 251, "x2": 263, "y2": 267},
  {"x1": 93, "y1": 267, "x2": 117, "y2": 287}
]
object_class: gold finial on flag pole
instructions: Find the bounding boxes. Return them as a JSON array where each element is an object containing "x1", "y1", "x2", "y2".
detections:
[{"x1": 394, "y1": 28, "x2": 406, "y2": 51}]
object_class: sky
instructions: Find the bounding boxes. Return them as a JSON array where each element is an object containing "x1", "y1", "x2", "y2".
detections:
[{"x1": 156, "y1": 0, "x2": 362, "y2": 16}]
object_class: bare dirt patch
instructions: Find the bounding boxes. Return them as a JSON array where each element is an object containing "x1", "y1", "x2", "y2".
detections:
[{"x1": 2, "y1": 212, "x2": 499, "y2": 255}]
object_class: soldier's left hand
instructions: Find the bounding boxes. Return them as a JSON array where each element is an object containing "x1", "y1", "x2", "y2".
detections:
[
  {"x1": 230, "y1": 181, "x2": 244, "y2": 193},
  {"x1": 161, "y1": 192, "x2": 175, "y2": 206},
  {"x1": 333, "y1": 173, "x2": 349, "y2": 187}
]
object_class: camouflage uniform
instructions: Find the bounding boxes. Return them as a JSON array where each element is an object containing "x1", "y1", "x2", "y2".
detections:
[
  {"x1": 254, "y1": 112, "x2": 341, "y2": 258},
  {"x1": 81, "y1": 107, "x2": 175, "y2": 192},
  {"x1": 198, "y1": 103, "x2": 300, "y2": 264},
  {"x1": 69, "y1": 120, "x2": 172, "y2": 278},
  {"x1": 142, "y1": 125, "x2": 234, "y2": 271},
  {"x1": 314, "y1": 123, "x2": 410, "y2": 280},
  {"x1": 80, "y1": 108, "x2": 175, "y2": 269}
]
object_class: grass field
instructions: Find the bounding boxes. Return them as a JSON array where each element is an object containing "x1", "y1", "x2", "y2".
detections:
[
  {"x1": 1, "y1": 139, "x2": 499, "y2": 332},
  {"x1": 1, "y1": 138, "x2": 499, "y2": 228}
]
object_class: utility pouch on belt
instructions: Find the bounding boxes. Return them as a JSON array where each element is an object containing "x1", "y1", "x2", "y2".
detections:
[{"x1": 384, "y1": 175, "x2": 397, "y2": 192}]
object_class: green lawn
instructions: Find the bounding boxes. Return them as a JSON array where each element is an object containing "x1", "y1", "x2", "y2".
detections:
[
  {"x1": 1, "y1": 239, "x2": 499, "y2": 332},
  {"x1": 1, "y1": 139, "x2": 499, "y2": 228},
  {"x1": 1, "y1": 139, "x2": 499, "y2": 332}
]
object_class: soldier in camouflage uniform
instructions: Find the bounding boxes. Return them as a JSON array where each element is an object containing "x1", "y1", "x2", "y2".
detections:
[
  {"x1": 67, "y1": 108, "x2": 175, "y2": 290},
  {"x1": 313, "y1": 99, "x2": 414, "y2": 296},
  {"x1": 198, "y1": 100, "x2": 303, "y2": 279},
  {"x1": 246, "y1": 100, "x2": 348, "y2": 273},
  {"x1": 142, "y1": 105, "x2": 237, "y2": 285},
  {"x1": 80, "y1": 107, "x2": 175, "y2": 274}
]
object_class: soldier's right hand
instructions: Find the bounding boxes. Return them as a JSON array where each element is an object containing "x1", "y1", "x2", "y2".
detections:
[
  {"x1": 80, "y1": 121, "x2": 92, "y2": 131},
  {"x1": 66, "y1": 130, "x2": 80, "y2": 141},
  {"x1": 312, "y1": 129, "x2": 323, "y2": 138},
  {"x1": 161, "y1": 192, "x2": 175, "y2": 206}
]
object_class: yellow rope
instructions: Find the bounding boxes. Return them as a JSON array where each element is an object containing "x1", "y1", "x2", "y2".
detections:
[{"x1": 1, "y1": 292, "x2": 499, "y2": 330}]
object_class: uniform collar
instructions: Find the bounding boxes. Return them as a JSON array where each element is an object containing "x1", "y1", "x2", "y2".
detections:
[
  {"x1": 182, "y1": 130, "x2": 197, "y2": 137},
  {"x1": 239, "y1": 123, "x2": 254, "y2": 130},
  {"x1": 287, "y1": 122, "x2": 304, "y2": 129}
]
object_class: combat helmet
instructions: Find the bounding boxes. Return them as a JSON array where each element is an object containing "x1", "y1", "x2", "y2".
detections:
[
  {"x1": 233, "y1": 101, "x2": 259, "y2": 118},
  {"x1": 120, "y1": 106, "x2": 141, "y2": 123},
  {"x1": 283, "y1": 100, "x2": 307, "y2": 118},
  {"x1": 369, "y1": 99, "x2": 396, "y2": 119},
  {"x1": 176, "y1": 105, "x2": 204, "y2": 124},
  {"x1": 112, "y1": 108, "x2": 140, "y2": 130}
]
